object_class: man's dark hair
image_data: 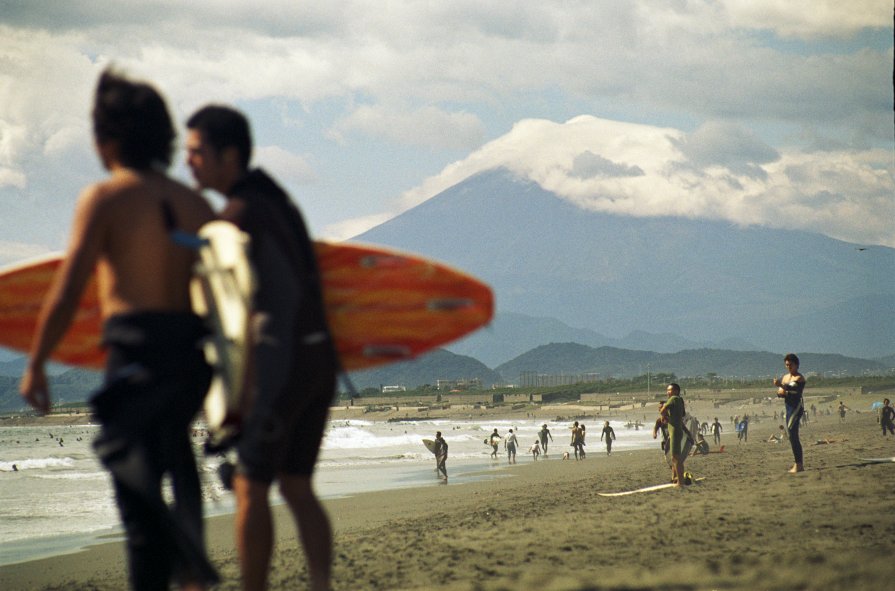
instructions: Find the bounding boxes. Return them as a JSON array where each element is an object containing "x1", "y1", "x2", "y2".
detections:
[
  {"x1": 784, "y1": 353, "x2": 800, "y2": 366},
  {"x1": 186, "y1": 105, "x2": 253, "y2": 170},
  {"x1": 668, "y1": 383, "x2": 681, "y2": 394},
  {"x1": 92, "y1": 69, "x2": 175, "y2": 170}
]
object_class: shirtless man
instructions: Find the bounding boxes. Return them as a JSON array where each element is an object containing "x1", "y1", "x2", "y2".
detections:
[{"x1": 20, "y1": 70, "x2": 216, "y2": 590}]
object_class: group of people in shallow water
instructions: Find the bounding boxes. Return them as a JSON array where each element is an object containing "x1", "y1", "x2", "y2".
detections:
[{"x1": 478, "y1": 420, "x2": 618, "y2": 465}]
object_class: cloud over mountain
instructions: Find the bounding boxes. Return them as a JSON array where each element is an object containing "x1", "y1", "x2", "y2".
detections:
[{"x1": 367, "y1": 116, "x2": 893, "y2": 247}]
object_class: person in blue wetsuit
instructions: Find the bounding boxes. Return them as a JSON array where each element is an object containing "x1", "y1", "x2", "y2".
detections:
[
  {"x1": 773, "y1": 353, "x2": 806, "y2": 473},
  {"x1": 21, "y1": 69, "x2": 217, "y2": 590}
]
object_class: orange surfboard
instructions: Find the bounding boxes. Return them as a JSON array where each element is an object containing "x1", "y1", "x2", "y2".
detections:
[{"x1": 0, "y1": 243, "x2": 494, "y2": 372}]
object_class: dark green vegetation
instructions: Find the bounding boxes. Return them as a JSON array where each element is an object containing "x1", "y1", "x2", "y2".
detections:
[{"x1": 2, "y1": 343, "x2": 891, "y2": 413}]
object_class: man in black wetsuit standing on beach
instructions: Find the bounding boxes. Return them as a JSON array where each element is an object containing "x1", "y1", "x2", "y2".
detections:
[{"x1": 187, "y1": 105, "x2": 339, "y2": 591}]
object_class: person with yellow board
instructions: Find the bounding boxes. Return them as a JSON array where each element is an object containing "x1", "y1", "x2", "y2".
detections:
[{"x1": 186, "y1": 105, "x2": 338, "y2": 591}]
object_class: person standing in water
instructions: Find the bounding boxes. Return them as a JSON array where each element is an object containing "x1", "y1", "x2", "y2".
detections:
[
  {"x1": 538, "y1": 423, "x2": 554, "y2": 457},
  {"x1": 505, "y1": 428, "x2": 518, "y2": 464},
  {"x1": 773, "y1": 353, "x2": 806, "y2": 473},
  {"x1": 489, "y1": 428, "x2": 502, "y2": 459}
]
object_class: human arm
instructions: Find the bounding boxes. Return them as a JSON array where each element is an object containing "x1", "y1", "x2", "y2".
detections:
[{"x1": 20, "y1": 187, "x2": 106, "y2": 413}]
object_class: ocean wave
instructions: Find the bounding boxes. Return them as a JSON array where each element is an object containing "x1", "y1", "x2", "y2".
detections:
[{"x1": 0, "y1": 457, "x2": 76, "y2": 471}]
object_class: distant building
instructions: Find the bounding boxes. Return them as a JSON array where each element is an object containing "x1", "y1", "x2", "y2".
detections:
[
  {"x1": 436, "y1": 378, "x2": 482, "y2": 391},
  {"x1": 519, "y1": 372, "x2": 600, "y2": 387},
  {"x1": 381, "y1": 385, "x2": 406, "y2": 393}
]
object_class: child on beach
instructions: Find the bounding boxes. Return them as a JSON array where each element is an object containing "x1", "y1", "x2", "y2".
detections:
[{"x1": 529, "y1": 440, "x2": 541, "y2": 460}]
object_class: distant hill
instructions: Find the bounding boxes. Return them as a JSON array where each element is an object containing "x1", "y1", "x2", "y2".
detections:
[
  {"x1": 493, "y1": 343, "x2": 889, "y2": 383},
  {"x1": 356, "y1": 168, "x2": 895, "y2": 359},
  {"x1": 446, "y1": 311, "x2": 755, "y2": 368},
  {"x1": 347, "y1": 348, "x2": 503, "y2": 390},
  {"x1": 0, "y1": 367, "x2": 101, "y2": 413}
]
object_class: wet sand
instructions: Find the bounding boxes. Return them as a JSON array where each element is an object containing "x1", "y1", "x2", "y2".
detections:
[{"x1": 3, "y1": 394, "x2": 895, "y2": 590}]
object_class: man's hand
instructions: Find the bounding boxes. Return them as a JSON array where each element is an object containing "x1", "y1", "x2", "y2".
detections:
[{"x1": 21, "y1": 363, "x2": 51, "y2": 415}]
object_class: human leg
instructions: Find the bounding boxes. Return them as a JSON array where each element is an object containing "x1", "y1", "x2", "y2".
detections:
[
  {"x1": 111, "y1": 459, "x2": 171, "y2": 591},
  {"x1": 234, "y1": 474, "x2": 274, "y2": 591},
  {"x1": 279, "y1": 474, "x2": 332, "y2": 591},
  {"x1": 786, "y1": 407, "x2": 804, "y2": 472}
]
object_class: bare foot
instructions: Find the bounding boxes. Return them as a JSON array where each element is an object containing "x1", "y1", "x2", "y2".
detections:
[{"x1": 788, "y1": 464, "x2": 804, "y2": 473}]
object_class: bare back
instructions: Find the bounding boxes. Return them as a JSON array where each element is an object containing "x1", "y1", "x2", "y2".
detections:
[{"x1": 84, "y1": 169, "x2": 214, "y2": 318}]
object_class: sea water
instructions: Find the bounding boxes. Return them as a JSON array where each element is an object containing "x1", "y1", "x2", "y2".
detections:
[{"x1": 0, "y1": 416, "x2": 656, "y2": 566}]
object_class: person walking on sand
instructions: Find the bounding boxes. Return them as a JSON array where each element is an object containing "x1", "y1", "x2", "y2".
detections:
[
  {"x1": 838, "y1": 401, "x2": 850, "y2": 423},
  {"x1": 773, "y1": 353, "x2": 806, "y2": 474},
  {"x1": 711, "y1": 417, "x2": 723, "y2": 446},
  {"x1": 20, "y1": 70, "x2": 217, "y2": 591},
  {"x1": 187, "y1": 105, "x2": 339, "y2": 591},
  {"x1": 601, "y1": 421, "x2": 616, "y2": 455},
  {"x1": 659, "y1": 383, "x2": 687, "y2": 486},
  {"x1": 505, "y1": 428, "x2": 518, "y2": 464},
  {"x1": 434, "y1": 431, "x2": 448, "y2": 479},
  {"x1": 879, "y1": 399, "x2": 895, "y2": 437},
  {"x1": 738, "y1": 415, "x2": 749, "y2": 444},
  {"x1": 538, "y1": 423, "x2": 554, "y2": 457},
  {"x1": 570, "y1": 421, "x2": 585, "y2": 460},
  {"x1": 489, "y1": 428, "x2": 502, "y2": 459},
  {"x1": 579, "y1": 424, "x2": 587, "y2": 459}
]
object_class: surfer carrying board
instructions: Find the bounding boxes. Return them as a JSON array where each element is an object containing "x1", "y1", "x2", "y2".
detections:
[
  {"x1": 434, "y1": 431, "x2": 448, "y2": 479},
  {"x1": 20, "y1": 70, "x2": 218, "y2": 590},
  {"x1": 187, "y1": 105, "x2": 340, "y2": 591},
  {"x1": 773, "y1": 353, "x2": 806, "y2": 473},
  {"x1": 489, "y1": 428, "x2": 502, "y2": 458},
  {"x1": 659, "y1": 383, "x2": 687, "y2": 486},
  {"x1": 600, "y1": 421, "x2": 616, "y2": 455}
]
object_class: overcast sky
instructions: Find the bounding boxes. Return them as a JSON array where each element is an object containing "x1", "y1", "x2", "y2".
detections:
[{"x1": 0, "y1": 1, "x2": 892, "y2": 265}]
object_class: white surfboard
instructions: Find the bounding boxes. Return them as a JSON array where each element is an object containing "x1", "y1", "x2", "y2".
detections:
[
  {"x1": 190, "y1": 221, "x2": 255, "y2": 443},
  {"x1": 598, "y1": 477, "x2": 705, "y2": 497}
]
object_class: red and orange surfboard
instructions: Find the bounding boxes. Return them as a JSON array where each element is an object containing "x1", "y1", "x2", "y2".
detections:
[{"x1": 0, "y1": 242, "x2": 494, "y2": 372}]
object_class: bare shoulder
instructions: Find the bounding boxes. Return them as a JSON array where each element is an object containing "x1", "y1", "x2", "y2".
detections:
[{"x1": 162, "y1": 177, "x2": 214, "y2": 231}]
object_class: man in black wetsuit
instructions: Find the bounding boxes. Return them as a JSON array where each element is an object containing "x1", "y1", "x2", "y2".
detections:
[
  {"x1": 187, "y1": 105, "x2": 339, "y2": 591},
  {"x1": 21, "y1": 70, "x2": 217, "y2": 590}
]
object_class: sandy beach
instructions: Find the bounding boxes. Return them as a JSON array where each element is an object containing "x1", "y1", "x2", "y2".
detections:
[{"x1": 3, "y1": 393, "x2": 894, "y2": 591}]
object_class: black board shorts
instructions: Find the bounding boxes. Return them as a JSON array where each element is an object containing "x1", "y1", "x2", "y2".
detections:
[{"x1": 237, "y1": 340, "x2": 337, "y2": 483}]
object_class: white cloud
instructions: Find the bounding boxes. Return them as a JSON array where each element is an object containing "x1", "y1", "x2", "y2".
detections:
[
  {"x1": 330, "y1": 105, "x2": 485, "y2": 151},
  {"x1": 254, "y1": 145, "x2": 317, "y2": 186},
  {"x1": 321, "y1": 212, "x2": 395, "y2": 242},
  {"x1": 395, "y1": 116, "x2": 895, "y2": 247},
  {"x1": 723, "y1": 0, "x2": 891, "y2": 39},
  {"x1": 0, "y1": 3, "x2": 889, "y2": 257}
]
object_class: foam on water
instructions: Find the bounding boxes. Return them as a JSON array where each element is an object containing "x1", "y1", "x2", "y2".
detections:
[{"x1": 0, "y1": 416, "x2": 659, "y2": 566}]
